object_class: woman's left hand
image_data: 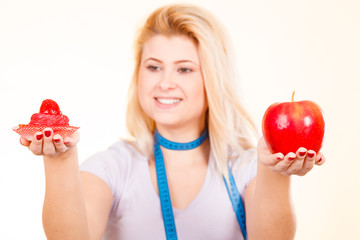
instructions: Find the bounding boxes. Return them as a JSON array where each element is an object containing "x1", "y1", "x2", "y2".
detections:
[{"x1": 257, "y1": 137, "x2": 325, "y2": 176}]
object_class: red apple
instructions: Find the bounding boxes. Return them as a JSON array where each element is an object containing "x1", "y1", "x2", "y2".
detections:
[{"x1": 262, "y1": 92, "x2": 325, "y2": 155}]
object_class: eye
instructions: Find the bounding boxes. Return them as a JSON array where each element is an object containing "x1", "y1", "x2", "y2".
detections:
[
  {"x1": 147, "y1": 65, "x2": 161, "y2": 71},
  {"x1": 178, "y1": 67, "x2": 192, "y2": 73}
]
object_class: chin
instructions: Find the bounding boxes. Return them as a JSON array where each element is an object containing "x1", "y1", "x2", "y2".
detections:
[{"x1": 153, "y1": 119, "x2": 182, "y2": 128}]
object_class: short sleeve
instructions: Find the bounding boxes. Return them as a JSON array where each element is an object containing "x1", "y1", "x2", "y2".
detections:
[
  {"x1": 79, "y1": 141, "x2": 131, "y2": 211},
  {"x1": 231, "y1": 148, "x2": 258, "y2": 197}
]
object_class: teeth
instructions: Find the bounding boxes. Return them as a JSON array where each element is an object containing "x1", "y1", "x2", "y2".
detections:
[{"x1": 157, "y1": 98, "x2": 181, "y2": 105}]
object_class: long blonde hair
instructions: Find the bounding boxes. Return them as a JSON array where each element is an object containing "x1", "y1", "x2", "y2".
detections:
[{"x1": 126, "y1": 4, "x2": 258, "y2": 175}]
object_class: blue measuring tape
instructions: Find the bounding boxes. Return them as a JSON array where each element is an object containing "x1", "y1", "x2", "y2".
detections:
[
  {"x1": 154, "y1": 128, "x2": 247, "y2": 240},
  {"x1": 223, "y1": 168, "x2": 248, "y2": 240}
]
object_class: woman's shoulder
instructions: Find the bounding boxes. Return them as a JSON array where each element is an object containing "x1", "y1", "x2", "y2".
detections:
[
  {"x1": 107, "y1": 139, "x2": 147, "y2": 161},
  {"x1": 79, "y1": 139, "x2": 148, "y2": 198},
  {"x1": 229, "y1": 148, "x2": 258, "y2": 196},
  {"x1": 231, "y1": 147, "x2": 257, "y2": 167},
  {"x1": 80, "y1": 139, "x2": 147, "y2": 172}
]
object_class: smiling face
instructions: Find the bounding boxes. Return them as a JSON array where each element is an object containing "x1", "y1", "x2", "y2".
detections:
[{"x1": 138, "y1": 35, "x2": 208, "y2": 132}]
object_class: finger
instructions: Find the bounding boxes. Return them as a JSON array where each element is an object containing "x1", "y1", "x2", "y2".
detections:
[
  {"x1": 257, "y1": 137, "x2": 284, "y2": 166},
  {"x1": 285, "y1": 149, "x2": 307, "y2": 175},
  {"x1": 29, "y1": 132, "x2": 44, "y2": 155},
  {"x1": 297, "y1": 147, "x2": 307, "y2": 160},
  {"x1": 63, "y1": 131, "x2": 80, "y2": 148},
  {"x1": 42, "y1": 128, "x2": 56, "y2": 156},
  {"x1": 20, "y1": 137, "x2": 30, "y2": 147},
  {"x1": 315, "y1": 152, "x2": 326, "y2": 166},
  {"x1": 273, "y1": 152, "x2": 296, "y2": 174},
  {"x1": 53, "y1": 134, "x2": 67, "y2": 153},
  {"x1": 261, "y1": 153, "x2": 284, "y2": 167},
  {"x1": 296, "y1": 150, "x2": 316, "y2": 176}
]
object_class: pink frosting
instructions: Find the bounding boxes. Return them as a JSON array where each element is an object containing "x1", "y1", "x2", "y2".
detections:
[{"x1": 29, "y1": 113, "x2": 69, "y2": 126}]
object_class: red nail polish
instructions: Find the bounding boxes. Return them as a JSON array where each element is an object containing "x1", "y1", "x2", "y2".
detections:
[
  {"x1": 44, "y1": 130, "x2": 51, "y2": 137},
  {"x1": 289, "y1": 155, "x2": 296, "y2": 160},
  {"x1": 307, "y1": 152, "x2": 315, "y2": 158},
  {"x1": 36, "y1": 134, "x2": 43, "y2": 141},
  {"x1": 317, "y1": 156, "x2": 323, "y2": 163},
  {"x1": 299, "y1": 151, "x2": 306, "y2": 157},
  {"x1": 54, "y1": 139, "x2": 60, "y2": 143}
]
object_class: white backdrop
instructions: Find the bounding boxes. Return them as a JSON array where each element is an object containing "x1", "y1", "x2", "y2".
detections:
[{"x1": 1, "y1": 0, "x2": 359, "y2": 239}]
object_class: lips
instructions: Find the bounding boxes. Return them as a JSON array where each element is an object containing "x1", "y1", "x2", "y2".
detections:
[{"x1": 155, "y1": 97, "x2": 182, "y2": 105}]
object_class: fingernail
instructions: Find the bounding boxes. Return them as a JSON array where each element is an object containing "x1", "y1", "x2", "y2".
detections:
[
  {"x1": 36, "y1": 134, "x2": 43, "y2": 141},
  {"x1": 44, "y1": 130, "x2": 51, "y2": 137},
  {"x1": 308, "y1": 152, "x2": 315, "y2": 158},
  {"x1": 289, "y1": 155, "x2": 296, "y2": 160},
  {"x1": 277, "y1": 156, "x2": 283, "y2": 160},
  {"x1": 54, "y1": 138, "x2": 60, "y2": 143},
  {"x1": 299, "y1": 151, "x2": 306, "y2": 157},
  {"x1": 64, "y1": 141, "x2": 70, "y2": 145},
  {"x1": 317, "y1": 156, "x2": 323, "y2": 163}
]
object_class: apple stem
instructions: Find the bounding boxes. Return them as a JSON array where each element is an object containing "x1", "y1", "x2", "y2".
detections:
[{"x1": 292, "y1": 90, "x2": 295, "y2": 102}]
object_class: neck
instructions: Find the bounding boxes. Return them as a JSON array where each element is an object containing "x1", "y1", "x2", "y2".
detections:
[
  {"x1": 155, "y1": 123, "x2": 206, "y2": 143},
  {"x1": 155, "y1": 126, "x2": 210, "y2": 166},
  {"x1": 161, "y1": 139, "x2": 210, "y2": 166}
]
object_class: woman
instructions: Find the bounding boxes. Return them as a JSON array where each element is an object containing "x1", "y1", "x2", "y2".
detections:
[{"x1": 20, "y1": 4, "x2": 325, "y2": 240}]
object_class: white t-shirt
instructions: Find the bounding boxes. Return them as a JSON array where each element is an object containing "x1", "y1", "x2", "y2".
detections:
[{"x1": 80, "y1": 140, "x2": 257, "y2": 240}]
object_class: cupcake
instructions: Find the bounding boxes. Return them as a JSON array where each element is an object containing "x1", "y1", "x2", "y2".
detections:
[{"x1": 13, "y1": 99, "x2": 79, "y2": 141}]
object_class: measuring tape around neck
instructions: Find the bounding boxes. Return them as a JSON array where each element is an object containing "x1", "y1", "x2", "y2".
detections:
[{"x1": 153, "y1": 129, "x2": 247, "y2": 240}]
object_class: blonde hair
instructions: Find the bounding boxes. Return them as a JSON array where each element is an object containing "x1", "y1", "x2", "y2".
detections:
[{"x1": 126, "y1": 4, "x2": 258, "y2": 176}]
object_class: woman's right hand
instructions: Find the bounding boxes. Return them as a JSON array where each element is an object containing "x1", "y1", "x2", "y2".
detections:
[{"x1": 20, "y1": 127, "x2": 80, "y2": 158}]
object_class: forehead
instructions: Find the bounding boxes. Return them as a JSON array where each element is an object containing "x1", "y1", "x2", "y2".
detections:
[{"x1": 141, "y1": 35, "x2": 199, "y2": 63}]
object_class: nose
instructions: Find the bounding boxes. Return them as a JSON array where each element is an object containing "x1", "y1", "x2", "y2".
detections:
[{"x1": 158, "y1": 69, "x2": 176, "y2": 90}]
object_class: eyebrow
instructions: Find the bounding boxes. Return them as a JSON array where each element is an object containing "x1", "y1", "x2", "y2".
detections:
[{"x1": 144, "y1": 57, "x2": 199, "y2": 66}]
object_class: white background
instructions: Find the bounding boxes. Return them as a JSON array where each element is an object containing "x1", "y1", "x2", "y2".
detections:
[{"x1": 1, "y1": 0, "x2": 359, "y2": 239}]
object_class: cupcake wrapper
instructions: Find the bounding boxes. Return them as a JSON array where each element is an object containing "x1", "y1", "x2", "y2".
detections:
[{"x1": 13, "y1": 124, "x2": 79, "y2": 141}]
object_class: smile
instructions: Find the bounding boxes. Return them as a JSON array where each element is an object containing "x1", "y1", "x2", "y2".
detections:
[{"x1": 156, "y1": 98, "x2": 182, "y2": 105}]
